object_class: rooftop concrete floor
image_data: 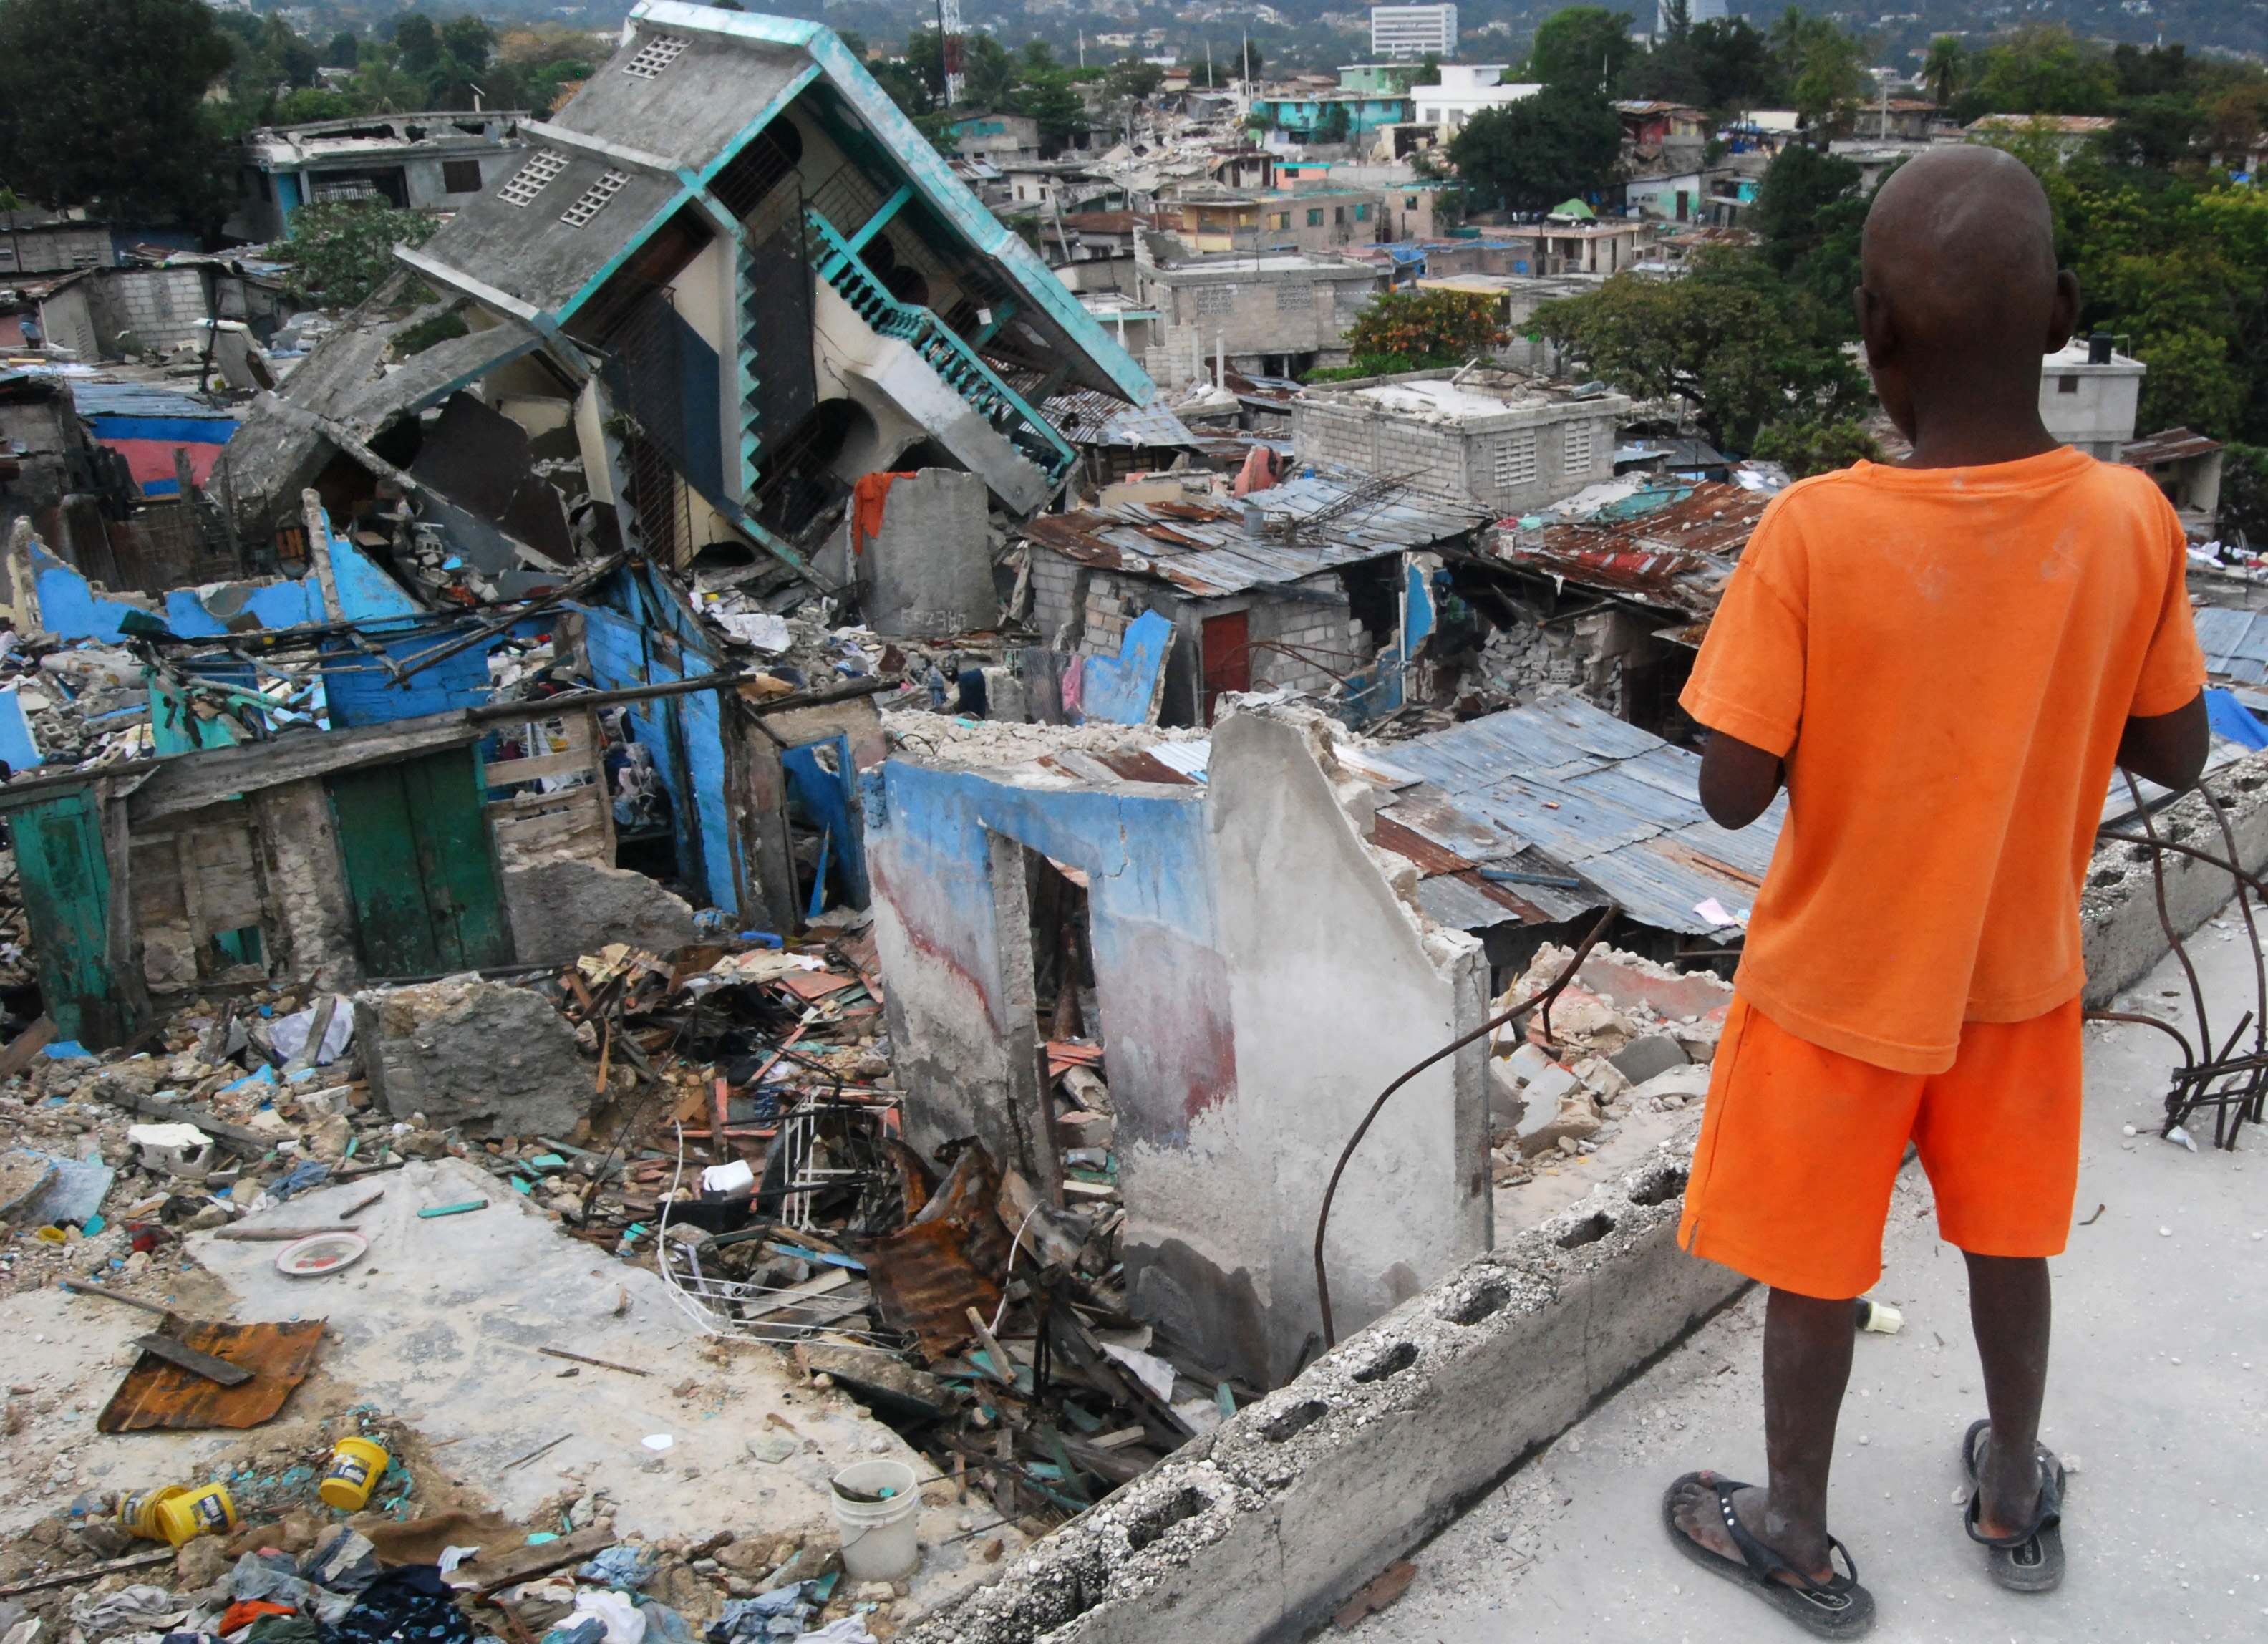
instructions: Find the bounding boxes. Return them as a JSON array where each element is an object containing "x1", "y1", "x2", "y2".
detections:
[{"x1": 1352, "y1": 910, "x2": 2268, "y2": 1644}]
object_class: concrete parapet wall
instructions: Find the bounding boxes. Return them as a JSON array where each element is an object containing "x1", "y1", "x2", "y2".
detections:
[
  {"x1": 901, "y1": 1132, "x2": 1740, "y2": 1644},
  {"x1": 2080, "y1": 750, "x2": 2268, "y2": 1006}
]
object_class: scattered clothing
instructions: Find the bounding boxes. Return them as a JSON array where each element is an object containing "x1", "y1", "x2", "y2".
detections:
[{"x1": 320, "y1": 1567, "x2": 471, "y2": 1644}]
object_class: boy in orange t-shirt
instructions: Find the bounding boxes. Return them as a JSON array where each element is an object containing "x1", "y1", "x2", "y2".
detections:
[{"x1": 1660, "y1": 148, "x2": 2206, "y2": 1635}]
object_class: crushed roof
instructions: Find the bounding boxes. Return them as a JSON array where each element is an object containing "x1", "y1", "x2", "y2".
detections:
[
  {"x1": 1042, "y1": 390, "x2": 1201, "y2": 450},
  {"x1": 1385, "y1": 694, "x2": 1783, "y2": 935},
  {"x1": 2196, "y1": 605, "x2": 2268, "y2": 686},
  {"x1": 2122, "y1": 427, "x2": 2224, "y2": 465},
  {"x1": 1488, "y1": 480, "x2": 1770, "y2": 616},
  {"x1": 1022, "y1": 470, "x2": 1488, "y2": 596}
]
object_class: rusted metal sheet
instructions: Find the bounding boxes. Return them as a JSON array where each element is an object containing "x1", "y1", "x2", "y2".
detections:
[
  {"x1": 1491, "y1": 480, "x2": 1769, "y2": 615},
  {"x1": 97, "y1": 1319, "x2": 326, "y2": 1432},
  {"x1": 860, "y1": 1143, "x2": 1012, "y2": 1362},
  {"x1": 1370, "y1": 813, "x2": 1472, "y2": 876},
  {"x1": 1022, "y1": 473, "x2": 1490, "y2": 597},
  {"x1": 1090, "y1": 749, "x2": 1198, "y2": 786}
]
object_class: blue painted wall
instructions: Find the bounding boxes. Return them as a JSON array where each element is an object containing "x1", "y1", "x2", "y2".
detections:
[
  {"x1": 30, "y1": 544, "x2": 322, "y2": 643},
  {"x1": 1082, "y1": 609, "x2": 1174, "y2": 725},
  {"x1": 866, "y1": 760, "x2": 1234, "y2": 1151}
]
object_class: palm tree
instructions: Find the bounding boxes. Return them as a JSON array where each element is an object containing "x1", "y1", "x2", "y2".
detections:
[{"x1": 1922, "y1": 37, "x2": 1964, "y2": 109}]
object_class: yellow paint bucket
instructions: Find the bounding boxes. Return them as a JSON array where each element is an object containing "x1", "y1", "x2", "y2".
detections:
[
  {"x1": 117, "y1": 1486, "x2": 188, "y2": 1541},
  {"x1": 317, "y1": 1437, "x2": 390, "y2": 1512},
  {"x1": 151, "y1": 1482, "x2": 237, "y2": 1547}
]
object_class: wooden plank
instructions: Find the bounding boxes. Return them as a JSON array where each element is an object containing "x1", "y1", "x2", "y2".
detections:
[
  {"x1": 483, "y1": 750, "x2": 596, "y2": 786},
  {"x1": 57, "y1": 1279, "x2": 173, "y2": 1318},
  {"x1": 452, "y1": 1526, "x2": 618, "y2": 1593},
  {"x1": 91, "y1": 1088, "x2": 273, "y2": 1150},
  {"x1": 130, "y1": 1331, "x2": 254, "y2": 1387},
  {"x1": 130, "y1": 716, "x2": 483, "y2": 823},
  {"x1": 0, "y1": 1548, "x2": 175, "y2": 1598},
  {"x1": 0, "y1": 1015, "x2": 58, "y2": 1082}
]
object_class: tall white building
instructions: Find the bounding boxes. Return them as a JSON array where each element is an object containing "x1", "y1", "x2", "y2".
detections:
[
  {"x1": 1657, "y1": 0, "x2": 1729, "y2": 27},
  {"x1": 1372, "y1": 4, "x2": 1459, "y2": 60}
]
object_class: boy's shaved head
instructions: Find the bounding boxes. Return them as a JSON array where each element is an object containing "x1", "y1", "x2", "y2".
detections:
[{"x1": 1860, "y1": 146, "x2": 2060, "y2": 354}]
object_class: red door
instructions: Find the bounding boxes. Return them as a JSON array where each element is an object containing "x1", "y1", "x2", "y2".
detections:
[{"x1": 1201, "y1": 611, "x2": 1251, "y2": 726}]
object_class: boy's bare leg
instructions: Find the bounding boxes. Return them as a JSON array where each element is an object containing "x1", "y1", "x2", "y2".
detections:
[
  {"x1": 1670, "y1": 1287, "x2": 1853, "y2": 1583},
  {"x1": 1966, "y1": 1252, "x2": 2051, "y2": 1534}
]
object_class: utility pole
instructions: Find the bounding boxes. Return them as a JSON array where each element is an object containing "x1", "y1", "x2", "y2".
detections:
[
  {"x1": 1206, "y1": 39, "x2": 1213, "y2": 90},
  {"x1": 935, "y1": 0, "x2": 964, "y2": 106}
]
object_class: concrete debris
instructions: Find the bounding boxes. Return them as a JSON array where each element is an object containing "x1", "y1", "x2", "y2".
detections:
[
  {"x1": 503, "y1": 861, "x2": 700, "y2": 970},
  {"x1": 354, "y1": 978, "x2": 588, "y2": 1136}
]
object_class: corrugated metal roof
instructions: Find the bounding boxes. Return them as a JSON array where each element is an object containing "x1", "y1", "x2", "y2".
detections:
[
  {"x1": 1385, "y1": 694, "x2": 1786, "y2": 934},
  {"x1": 1488, "y1": 480, "x2": 1765, "y2": 616},
  {"x1": 2196, "y1": 605, "x2": 2268, "y2": 686},
  {"x1": 68, "y1": 382, "x2": 242, "y2": 422},
  {"x1": 1043, "y1": 389, "x2": 1202, "y2": 450},
  {"x1": 1022, "y1": 472, "x2": 1488, "y2": 596},
  {"x1": 2121, "y1": 427, "x2": 2223, "y2": 465}
]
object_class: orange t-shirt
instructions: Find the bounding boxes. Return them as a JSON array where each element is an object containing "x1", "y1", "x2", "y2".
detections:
[{"x1": 1680, "y1": 447, "x2": 2205, "y2": 1074}]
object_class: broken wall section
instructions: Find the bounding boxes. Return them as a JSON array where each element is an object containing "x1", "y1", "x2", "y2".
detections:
[{"x1": 865, "y1": 707, "x2": 1492, "y2": 1388}]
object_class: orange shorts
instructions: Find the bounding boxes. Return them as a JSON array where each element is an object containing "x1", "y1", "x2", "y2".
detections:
[{"x1": 1679, "y1": 993, "x2": 2083, "y2": 1299}]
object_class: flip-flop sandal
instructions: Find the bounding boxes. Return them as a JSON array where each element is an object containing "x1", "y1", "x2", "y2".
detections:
[
  {"x1": 1662, "y1": 1472, "x2": 1877, "y2": 1638},
  {"x1": 1961, "y1": 1418, "x2": 2068, "y2": 1592}
]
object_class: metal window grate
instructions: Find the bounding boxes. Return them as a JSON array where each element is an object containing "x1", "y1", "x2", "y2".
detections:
[
  {"x1": 624, "y1": 33, "x2": 687, "y2": 79},
  {"x1": 498, "y1": 150, "x2": 567, "y2": 207},
  {"x1": 559, "y1": 170, "x2": 630, "y2": 228},
  {"x1": 1564, "y1": 424, "x2": 1594, "y2": 473},
  {"x1": 1494, "y1": 431, "x2": 1539, "y2": 490}
]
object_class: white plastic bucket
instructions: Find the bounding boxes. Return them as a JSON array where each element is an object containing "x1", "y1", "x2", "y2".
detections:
[{"x1": 830, "y1": 1459, "x2": 921, "y2": 1581}]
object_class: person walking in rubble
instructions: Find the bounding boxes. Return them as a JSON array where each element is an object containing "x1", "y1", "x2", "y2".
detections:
[{"x1": 1661, "y1": 145, "x2": 2209, "y2": 1636}]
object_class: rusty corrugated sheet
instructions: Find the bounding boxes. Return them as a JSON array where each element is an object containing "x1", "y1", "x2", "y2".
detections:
[
  {"x1": 860, "y1": 1144, "x2": 1012, "y2": 1363},
  {"x1": 97, "y1": 1320, "x2": 326, "y2": 1432},
  {"x1": 1491, "y1": 481, "x2": 1768, "y2": 615}
]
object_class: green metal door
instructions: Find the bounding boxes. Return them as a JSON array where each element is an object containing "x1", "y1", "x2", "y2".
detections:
[
  {"x1": 10, "y1": 785, "x2": 138, "y2": 1047},
  {"x1": 326, "y1": 745, "x2": 513, "y2": 978}
]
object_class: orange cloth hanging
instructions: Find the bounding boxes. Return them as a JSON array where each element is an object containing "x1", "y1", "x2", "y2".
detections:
[{"x1": 850, "y1": 471, "x2": 918, "y2": 556}]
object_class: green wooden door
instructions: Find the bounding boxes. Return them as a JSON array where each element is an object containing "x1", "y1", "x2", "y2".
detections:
[
  {"x1": 11, "y1": 786, "x2": 137, "y2": 1047},
  {"x1": 326, "y1": 745, "x2": 513, "y2": 978}
]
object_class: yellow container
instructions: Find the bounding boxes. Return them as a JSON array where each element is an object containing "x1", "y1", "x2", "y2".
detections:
[
  {"x1": 151, "y1": 1483, "x2": 237, "y2": 1548},
  {"x1": 317, "y1": 1438, "x2": 389, "y2": 1512},
  {"x1": 117, "y1": 1485, "x2": 188, "y2": 1542}
]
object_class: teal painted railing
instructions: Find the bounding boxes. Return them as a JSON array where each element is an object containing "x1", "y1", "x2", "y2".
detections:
[{"x1": 804, "y1": 207, "x2": 1075, "y2": 484}]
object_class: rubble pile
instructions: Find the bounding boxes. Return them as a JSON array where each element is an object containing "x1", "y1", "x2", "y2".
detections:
[
  {"x1": 1, "y1": 641, "x2": 158, "y2": 773},
  {"x1": 1486, "y1": 941, "x2": 1730, "y2": 1186}
]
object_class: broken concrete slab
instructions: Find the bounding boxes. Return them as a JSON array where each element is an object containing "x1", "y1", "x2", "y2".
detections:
[
  {"x1": 352, "y1": 977, "x2": 586, "y2": 1134},
  {"x1": 188, "y1": 1159, "x2": 927, "y2": 1545},
  {"x1": 1608, "y1": 1032, "x2": 1688, "y2": 1087},
  {"x1": 503, "y1": 859, "x2": 699, "y2": 968}
]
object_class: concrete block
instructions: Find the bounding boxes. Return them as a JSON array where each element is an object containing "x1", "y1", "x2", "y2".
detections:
[
  {"x1": 1609, "y1": 1032, "x2": 1688, "y2": 1087},
  {"x1": 354, "y1": 977, "x2": 588, "y2": 1136},
  {"x1": 504, "y1": 858, "x2": 699, "y2": 967}
]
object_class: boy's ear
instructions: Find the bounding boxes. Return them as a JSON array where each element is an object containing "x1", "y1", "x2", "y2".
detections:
[{"x1": 2045, "y1": 269, "x2": 2081, "y2": 353}]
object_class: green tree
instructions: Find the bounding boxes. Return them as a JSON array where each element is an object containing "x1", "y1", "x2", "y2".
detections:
[
  {"x1": 1014, "y1": 74, "x2": 1087, "y2": 153},
  {"x1": 1922, "y1": 36, "x2": 1964, "y2": 108},
  {"x1": 440, "y1": 16, "x2": 494, "y2": 74},
  {"x1": 1533, "y1": 248, "x2": 1868, "y2": 449},
  {"x1": 324, "y1": 29, "x2": 360, "y2": 69},
  {"x1": 1327, "y1": 289, "x2": 1508, "y2": 376},
  {"x1": 393, "y1": 14, "x2": 442, "y2": 79},
  {"x1": 1526, "y1": 7, "x2": 1636, "y2": 94},
  {"x1": 1971, "y1": 26, "x2": 2117, "y2": 116},
  {"x1": 1107, "y1": 57, "x2": 1165, "y2": 103},
  {"x1": 1752, "y1": 417, "x2": 1880, "y2": 477},
  {"x1": 273, "y1": 200, "x2": 439, "y2": 305},
  {"x1": 1318, "y1": 100, "x2": 1353, "y2": 145},
  {"x1": 1752, "y1": 144, "x2": 1869, "y2": 309},
  {"x1": 2224, "y1": 445, "x2": 2268, "y2": 546},
  {"x1": 1449, "y1": 87, "x2": 1622, "y2": 213},
  {"x1": 0, "y1": 0, "x2": 236, "y2": 223}
]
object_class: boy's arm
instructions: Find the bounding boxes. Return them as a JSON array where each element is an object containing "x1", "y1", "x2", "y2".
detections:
[
  {"x1": 1700, "y1": 730, "x2": 1785, "y2": 830},
  {"x1": 2118, "y1": 690, "x2": 2207, "y2": 793}
]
